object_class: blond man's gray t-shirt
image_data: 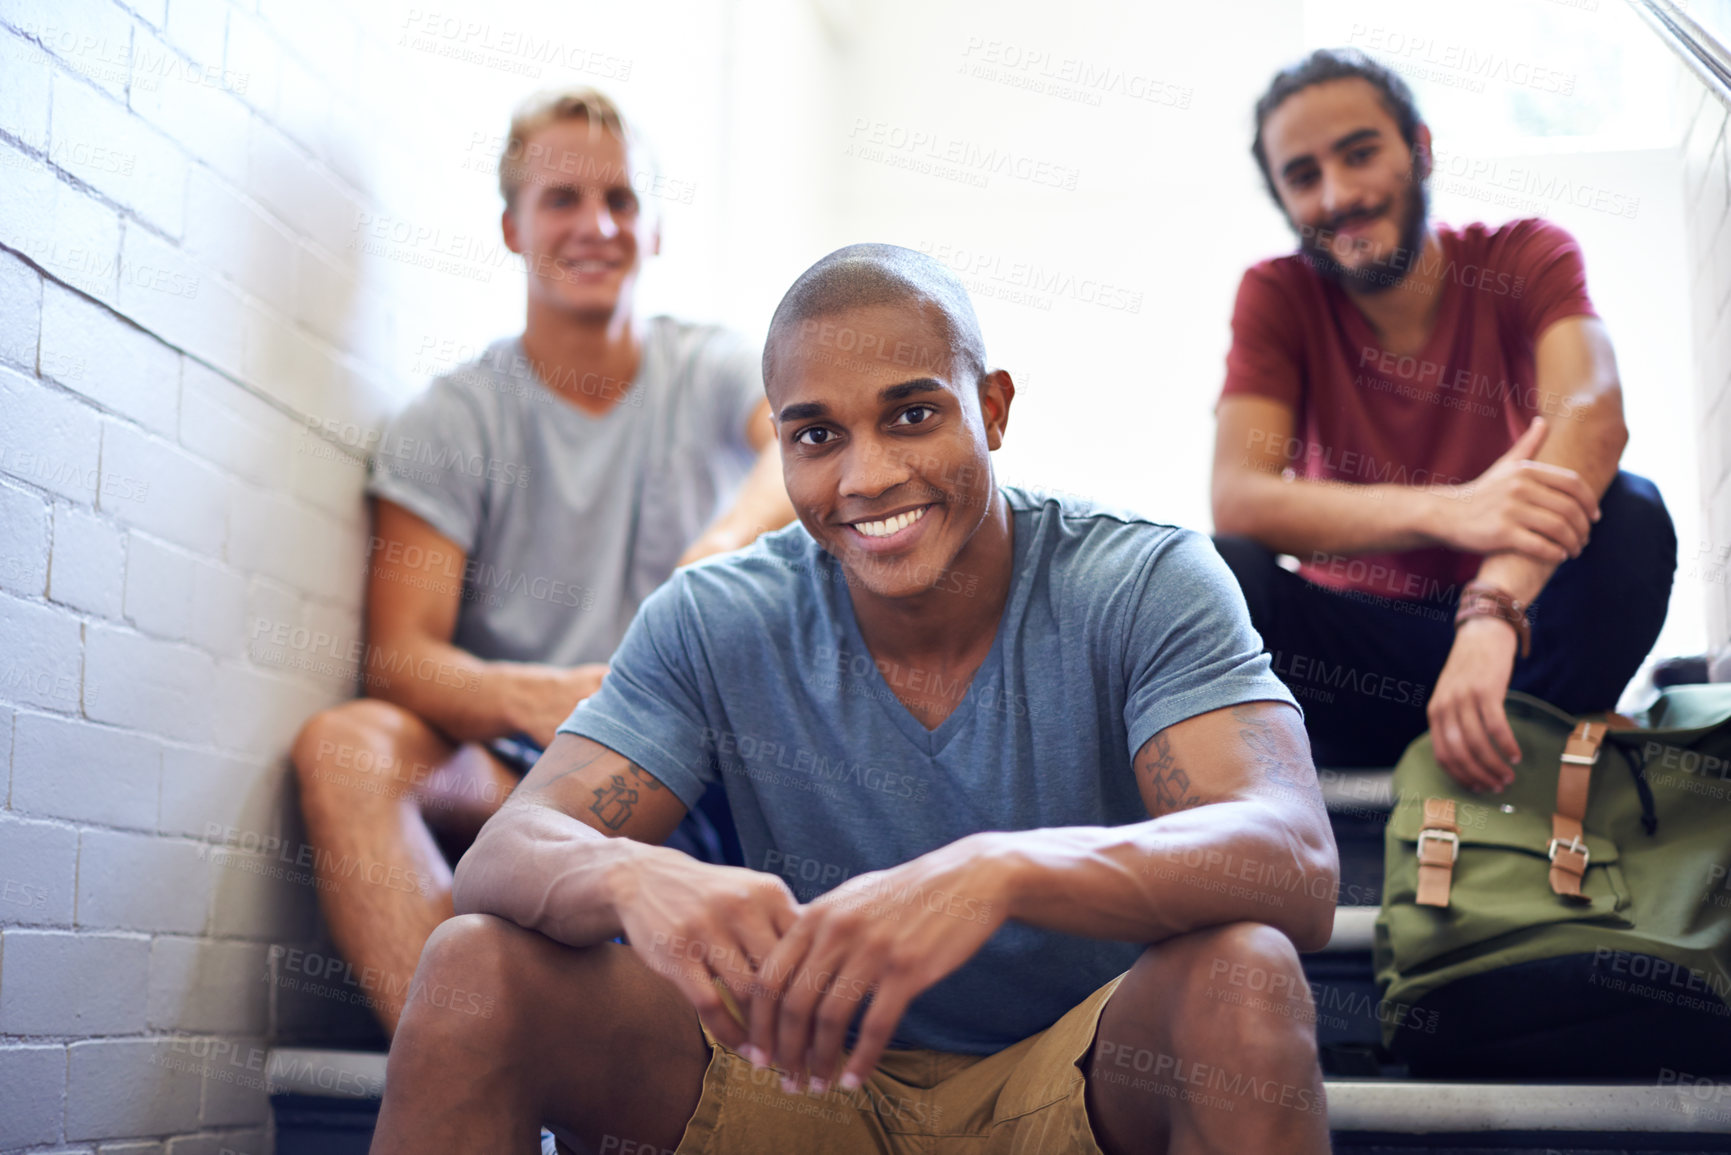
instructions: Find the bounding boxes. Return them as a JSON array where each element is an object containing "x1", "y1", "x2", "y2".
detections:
[{"x1": 366, "y1": 317, "x2": 764, "y2": 666}]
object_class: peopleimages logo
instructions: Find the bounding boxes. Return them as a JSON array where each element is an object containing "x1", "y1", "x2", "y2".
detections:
[{"x1": 700, "y1": 726, "x2": 930, "y2": 802}]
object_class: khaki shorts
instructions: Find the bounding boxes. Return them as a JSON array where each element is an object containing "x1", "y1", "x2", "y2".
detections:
[{"x1": 667, "y1": 973, "x2": 1125, "y2": 1155}]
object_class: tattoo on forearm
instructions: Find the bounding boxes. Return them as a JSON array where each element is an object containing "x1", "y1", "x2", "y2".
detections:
[
  {"x1": 1141, "y1": 731, "x2": 1203, "y2": 816},
  {"x1": 529, "y1": 748, "x2": 606, "y2": 795},
  {"x1": 588, "y1": 763, "x2": 662, "y2": 830},
  {"x1": 1230, "y1": 704, "x2": 1321, "y2": 809}
]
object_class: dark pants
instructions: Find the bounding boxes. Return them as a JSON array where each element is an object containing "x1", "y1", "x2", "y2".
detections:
[{"x1": 1214, "y1": 471, "x2": 1677, "y2": 768}]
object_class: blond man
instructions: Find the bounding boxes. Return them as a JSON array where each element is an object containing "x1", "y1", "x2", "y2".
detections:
[{"x1": 290, "y1": 89, "x2": 792, "y2": 1036}]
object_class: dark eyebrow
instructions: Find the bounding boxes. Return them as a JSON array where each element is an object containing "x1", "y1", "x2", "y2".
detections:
[
  {"x1": 881, "y1": 378, "x2": 945, "y2": 402},
  {"x1": 778, "y1": 378, "x2": 948, "y2": 425},
  {"x1": 779, "y1": 400, "x2": 827, "y2": 422},
  {"x1": 1279, "y1": 127, "x2": 1383, "y2": 182},
  {"x1": 1330, "y1": 127, "x2": 1382, "y2": 154}
]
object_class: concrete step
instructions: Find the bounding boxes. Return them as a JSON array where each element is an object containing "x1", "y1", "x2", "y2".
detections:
[
  {"x1": 1324, "y1": 769, "x2": 1396, "y2": 907},
  {"x1": 266, "y1": 1047, "x2": 1731, "y2": 1150},
  {"x1": 1319, "y1": 904, "x2": 1379, "y2": 953},
  {"x1": 1322, "y1": 768, "x2": 1396, "y2": 816}
]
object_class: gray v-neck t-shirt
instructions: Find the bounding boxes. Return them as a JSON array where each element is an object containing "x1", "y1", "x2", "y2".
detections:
[
  {"x1": 561, "y1": 486, "x2": 1296, "y2": 1053},
  {"x1": 366, "y1": 317, "x2": 764, "y2": 666}
]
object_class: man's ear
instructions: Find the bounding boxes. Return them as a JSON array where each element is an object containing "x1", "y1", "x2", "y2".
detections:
[
  {"x1": 501, "y1": 205, "x2": 523, "y2": 256},
  {"x1": 980, "y1": 369, "x2": 1014, "y2": 450},
  {"x1": 1411, "y1": 123, "x2": 1434, "y2": 183}
]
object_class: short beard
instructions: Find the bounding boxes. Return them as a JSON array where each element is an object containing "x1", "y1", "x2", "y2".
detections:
[{"x1": 1297, "y1": 179, "x2": 1429, "y2": 296}]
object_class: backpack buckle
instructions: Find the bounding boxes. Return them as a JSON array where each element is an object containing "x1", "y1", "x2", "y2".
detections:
[
  {"x1": 1547, "y1": 835, "x2": 1589, "y2": 870},
  {"x1": 1417, "y1": 828, "x2": 1459, "y2": 863}
]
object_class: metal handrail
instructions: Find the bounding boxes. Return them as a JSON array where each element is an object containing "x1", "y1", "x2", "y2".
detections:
[{"x1": 1628, "y1": 0, "x2": 1731, "y2": 105}]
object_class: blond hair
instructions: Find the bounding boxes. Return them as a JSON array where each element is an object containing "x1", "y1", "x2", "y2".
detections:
[{"x1": 497, "y1": 87, "x2": 650, "y2": 210}]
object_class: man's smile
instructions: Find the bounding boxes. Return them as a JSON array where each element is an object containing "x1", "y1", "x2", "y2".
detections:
[{"x1": 844, "y1": 503, "x2": 934, "y2": 549}]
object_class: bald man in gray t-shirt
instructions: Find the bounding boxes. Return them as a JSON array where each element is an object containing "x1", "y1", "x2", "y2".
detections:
[{"x1": 289, "y1": 90, "x2": 792, "y2": 1038}]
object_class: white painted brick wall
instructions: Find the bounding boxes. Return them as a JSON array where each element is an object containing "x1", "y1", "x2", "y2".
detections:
[
  {"x1": 123, "y1": 531, "x2": 198, "y2": 640},
  {"x1": 0, "y1": 1044, "x2": 67, "y2": 1148},
  {"x1": 49, "y1": 70, "x2": 187, "y2": 238},
  {"x1": 0, "y1": 480, "x2": 51, "y2": 598},
  {"x1": 195, "y1": 1036, "x2": 271, "y2": 1126},
  {"x1": 158, "y1": 747, "x2": 279, "y2": 843},
  {"x1": 99, "y1": 420, "x2": 226, "y2": 555},
  {"x1": 0, "y1": 367, "x2": 103, "y2": 505},
  {"x1": 0, "y1": 811, "x2": 78, "y2": 926},
  {"x1": 0, "y1": 593, "x2": 83, "y2": 714},
  {"x1": 146, "y1": 937, "x2": 269, "y2": 1035},
  {"x1": 5, "y1": 0, "x2": 136, "y2": 101},
  {"x1": 182, "y1": 165, "x2": 297, "y2": 318},
  {"x1": 0, "y1": 248, "x2": 41, "y2": 370},
  {"x1": 0, "y1": 707, "x2": 14, "y2": 801},
  {"x1": 160, "y1": 0, "x2": 224, "y2": 69},
  {"x1": 77, "y1": 827, "x2": 212, "y2": 934},
  {"x1": 83, "y1": 624, "x2": 217, "y2": 744},
  {"x1": 66, "y1": 1038, "x2": 203, "y2": 1141},
  {"x1": 0, "y1": 36, "x2": 53, "y2": 154},
  {"x1": 12, "y1": 713, "x2": 160, "y2": 830},
  {"x1": 0, "y1": 141, "x2": 125, "y2": 309},
  {"x1": 177, "y1": 361, "x2": 296, "y2": 489},
  {"x1": 0, "y1": 929, "x2": 150, "y2": 1035},
  {"x1": 0, "y1": 0, "x2": 814, "y2": 1148},
  {"x1": 129, "y1": 26, "x2": 250, "y2": 187},
  {"x1": 50, "y1": 504, "x2": 127, "y2": 618},
  {"x1": 40, "y1": 283, "x2": 180, "y2": 436}
]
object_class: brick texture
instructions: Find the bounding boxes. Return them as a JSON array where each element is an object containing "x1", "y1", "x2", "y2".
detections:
[
  {"x1": 0, "y1": 929, "x2": 149, "y2": 1035},
  {"x1": 0, "y1": 0, "x2": 466, "y2": 1146},
  {"x1": 11, "y1": 712, "x2": 159, "y2": 829},
  {"x1": 50, "y1": 503, "x2": 126, "y2": 618},
  {"x1": 0, "y1": 1044, "x2": 67, "y2": 1148}
]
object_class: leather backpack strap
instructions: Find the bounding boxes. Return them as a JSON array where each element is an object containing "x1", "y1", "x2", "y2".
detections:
[
  {"x1": 1548, "y1": 720, "x2": 1607, "y2": 900},
  {"x1": 1416, "y1": 798, "x2": 1461, "y2": 908}
]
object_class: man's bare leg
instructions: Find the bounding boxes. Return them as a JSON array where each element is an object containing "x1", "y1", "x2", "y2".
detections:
[
  {"x1": 291, "y1": 699, "x2": 520, "y2": 1035},
  {"x1": 1082, "y1": 922, "x2": 1330, "y2": 1155},
  {"x1": 371, "y1": 913, "x2": 709, "y2": 1155}
]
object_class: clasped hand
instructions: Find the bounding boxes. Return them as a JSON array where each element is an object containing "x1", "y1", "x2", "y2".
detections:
[{"x1": 615, "y1": 835, "x2": 1011, "y2": 1096}]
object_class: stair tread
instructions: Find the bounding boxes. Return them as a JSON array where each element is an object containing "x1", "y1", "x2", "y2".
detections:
[
  {"x1": 1315, "y1": 904, "x2": 1378, "y2": 952},
  {"x1": 1322, "y1": 767, "x2": 1395, "y2": 814},
  {"x1": 264, "y1": 1049, "x2": 1731, "y2": 1132}
]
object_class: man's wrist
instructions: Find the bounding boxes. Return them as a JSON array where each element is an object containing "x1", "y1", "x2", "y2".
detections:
[
  {"x1": 602, "y1": 839, "x2": 671, "y2": 921},
  {"x1": 1453, "y1": 611, "x2": 1523, "y2": 657},
  {"x1": 495, "y1": 663, "x2": 539, "y2": 736},
  {"x1": 1473, "y1": 551, "x2": 1551, "y2": 607},
  {"x1": 1411, "y1": 485, "x2": 1455, "y2": 548},
  {"x1": 960, "y1": 830, "x2": 1029, "y2": 921}
]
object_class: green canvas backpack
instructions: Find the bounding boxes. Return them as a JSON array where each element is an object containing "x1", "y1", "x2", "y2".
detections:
[{"x1": 1374, "y1": 686, "x2": 1731, "y2": 1077}]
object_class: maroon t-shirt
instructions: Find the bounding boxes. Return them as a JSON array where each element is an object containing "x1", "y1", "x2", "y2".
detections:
[{"x1": 1219, "y1": 218, "x2": 1597, "y2": 601}]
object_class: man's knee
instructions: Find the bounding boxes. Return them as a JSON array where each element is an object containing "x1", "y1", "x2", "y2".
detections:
[
  {"x1": 291, "y1": 699, "x2": 426, "y2": 801},
  {"x1": 401, "y1": 913, "x2": 528, "y2": 1039},
  {"x1": 1136, "y1": 922, "x2": 1316, "y2": 1067},
  {"x1": 1590, "y1": 471, "x2": 1677, "y2": 583}
]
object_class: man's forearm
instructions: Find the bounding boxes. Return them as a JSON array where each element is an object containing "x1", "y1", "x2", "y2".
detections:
[
  {"x1": 1216, "y1": 469, "x2": 1444, "y2": 558},
  {"x1": 1472, "y1": 391, "x2": 1624, "y2": 605},
  {"x1": 983, "y1": 801, "x2": 1338, "y2": 951},
  {"x1": 453, "y1": 800, "x2": 656, "y2": 945},
  {"x1": 363, "y1": 632, "x2": 565, "y2": 745}
]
